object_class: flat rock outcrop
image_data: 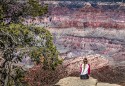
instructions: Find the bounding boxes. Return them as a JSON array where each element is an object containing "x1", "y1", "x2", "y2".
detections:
[
  {"x1": 97, "y1": 83, "x2": 121, "y2": 86},
  {"x1": 55, "y1": 77, "x2": 121, "y2": 86}
]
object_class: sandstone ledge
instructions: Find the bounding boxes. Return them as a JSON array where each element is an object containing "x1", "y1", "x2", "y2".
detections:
[{"x1": 55, "y1": 77, "x2": 121, "y2": 86}]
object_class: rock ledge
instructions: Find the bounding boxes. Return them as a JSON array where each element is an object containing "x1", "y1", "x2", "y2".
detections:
[{"x1": 55, "y1": 77, "x2": 121, "y2": 86}]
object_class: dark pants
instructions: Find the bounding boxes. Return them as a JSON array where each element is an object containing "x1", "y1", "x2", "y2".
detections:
[{"x1": 80, "y1": 74, "x2": 89, "y2": 79}]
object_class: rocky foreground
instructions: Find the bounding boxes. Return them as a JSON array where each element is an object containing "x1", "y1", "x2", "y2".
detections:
[{"x1": 55, "y1": 77, "x2": 121, "y2": 86}]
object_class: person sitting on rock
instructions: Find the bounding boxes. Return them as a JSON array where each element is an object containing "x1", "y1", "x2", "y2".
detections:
[{"x1": 80, "y1": 58, "x2": 90, "y2": 79}]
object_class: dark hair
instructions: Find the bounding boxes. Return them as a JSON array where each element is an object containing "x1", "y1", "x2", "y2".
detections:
[{"x1": 83, "y1": 58, "x2": 88, "y2": 64}]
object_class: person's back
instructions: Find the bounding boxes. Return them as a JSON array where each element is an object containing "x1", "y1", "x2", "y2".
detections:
[{"x1": 80, "y1": 58, "x2": 90, "y2": 79}]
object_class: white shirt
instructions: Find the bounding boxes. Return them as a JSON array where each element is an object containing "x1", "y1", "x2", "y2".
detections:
[{"x1": 81, "y1": 64, "x2": 89, "y2": 75}]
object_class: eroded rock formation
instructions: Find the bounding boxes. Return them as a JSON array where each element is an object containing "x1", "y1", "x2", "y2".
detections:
[
  {"x1": 24, "y1": 2, "x2": 125, "y2": 29},
  {"x1": 48, "y1": 26, "x2": 125, "y2": 85}
]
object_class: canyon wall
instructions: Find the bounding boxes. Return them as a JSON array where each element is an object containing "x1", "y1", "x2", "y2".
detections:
[
  {"x1": 49, "y1": 27, "x2": 125, "y2": 62},
  {"x1": 48, "y1": 27, "x2": 125, "y2": 85},
  {"x1": 23, "y1": 2, "x2": 125, "y2": 72},
  {"x1": 24, "y1": 2, "x2": 125, "y2": 85},
  {"x1": 24, "y1": 2, "x2": 125, "y2": 29}
]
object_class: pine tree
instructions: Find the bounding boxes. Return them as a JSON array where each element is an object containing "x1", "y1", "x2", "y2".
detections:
[{"x1": 0, "y1": 0, "x2": 61, "y2": 86}]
